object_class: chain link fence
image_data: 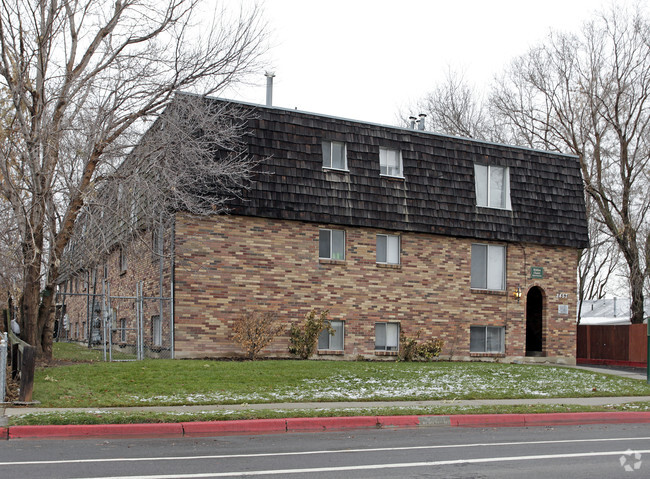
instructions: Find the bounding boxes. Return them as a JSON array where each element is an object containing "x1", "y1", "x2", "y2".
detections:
[{"x1": 56, "y1": 280, "x2": 173, "y2": 361}]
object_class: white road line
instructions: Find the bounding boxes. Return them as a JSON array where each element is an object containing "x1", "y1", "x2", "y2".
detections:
[
  {"x1": 66, "y1": 449, "x2": 650, "y2": 479},
  {"x1": 1, "y1": 436, "x2": 650, "y2": 466}
]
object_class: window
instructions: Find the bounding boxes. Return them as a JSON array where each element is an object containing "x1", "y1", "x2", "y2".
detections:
[
  {"x1": 379, "y1": 148, "x2": 403, "y2": 177},
  {"x1": 319, "y1": 229, "x2": 345, "y2": 260},
  {"x1": 474, "y1": 164, "x2": 511, "y2": 209},
  {"x1": 375, "y1": 322, "x2": 399, "y2": 351},
  {"x1": 152, "y1": 227, "x2": 163, "y2": 259},
  {"x1": 119, "y1": 318, "x2": 127, "y2": 343},
  {"x1": 377, "y1": 234, "x2": 400, "y2": 264},
  {"x1": 471, "y1": 244, "x2": 506, "y2": 291},
  {"x1": 322, "y1": 140, "x2": 347, "y2": 170},
  {"x1": 318, "y1": 320, "x2": 344, "y2": 351},
  {"x1": 152, "y1": 315, "x2": 162, "y2": 347},
  {"x1": 119, "y1": 247, "x2": 128, "y2": 272},
  {"x1": 470, "y1": 326, "x2": 504, "y2": 353}
]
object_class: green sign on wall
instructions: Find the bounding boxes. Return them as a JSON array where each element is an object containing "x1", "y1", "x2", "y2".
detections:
[{"x1": 530, "y1": 266, "x2": 544, "y2": 279}]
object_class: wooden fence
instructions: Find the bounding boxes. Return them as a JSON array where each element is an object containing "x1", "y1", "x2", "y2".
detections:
[
  {"x1": 7, "y1": 328, "x2": 35, "y2": 402},
  {"x1": 577, "y1": 323, "x2": 647, "y2": 366}
]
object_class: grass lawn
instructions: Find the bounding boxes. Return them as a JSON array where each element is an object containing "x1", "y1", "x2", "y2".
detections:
[{"x1": 30, "y1": 343, "x2": 650, "y2": 409}]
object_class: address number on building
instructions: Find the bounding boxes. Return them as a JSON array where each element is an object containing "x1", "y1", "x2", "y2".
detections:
[{"x1": 556, "y1": 293, "x2": 568, "y2": 299}]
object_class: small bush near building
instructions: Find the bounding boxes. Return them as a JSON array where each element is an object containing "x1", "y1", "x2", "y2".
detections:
[
  {"x1": 232, "y1": 310, "x2": 282, "y2": 360},
  {"x1": 288, "y1": 309, "x2": 332, "y2": 359},
  {"x1": 399, "y1": 330, "x2": 444, "y2": 361}
]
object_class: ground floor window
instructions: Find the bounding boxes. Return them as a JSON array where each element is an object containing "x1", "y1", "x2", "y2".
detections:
[
  {"x1": 152, "y1": 315, "x2": 162, "y2": 347},
  {"x1": 470, "y1": 326, "x2": 504, "y2": 353},
  {"x1": 318, "y1": 320, "x2": 344, "y2": 351},
  {"x1": 375, "y1": 322, "x2": 399, "y2": 351},
  {"x1": 119, "y1": 318, "x2": 127, "y2": 343}
]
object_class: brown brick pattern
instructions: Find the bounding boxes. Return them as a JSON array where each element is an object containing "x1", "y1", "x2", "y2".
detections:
[{"x1": 173, "y1": 214, "x2": 578, "y2": 363}]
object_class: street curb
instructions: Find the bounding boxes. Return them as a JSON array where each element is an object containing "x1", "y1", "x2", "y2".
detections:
[
  {"x1": 7, "y1": 422, "x2": 183, "y2": 439},
  {"x1": 182, "y1": 418, "x2": 286, "y2": 437},
  {"x1": 4, "y1": 412, "x2": 650, "y2": 440}
]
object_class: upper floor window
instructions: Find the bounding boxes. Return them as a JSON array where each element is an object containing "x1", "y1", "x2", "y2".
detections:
[
  {"x1": 471, "y1": 243, "x2": 506, "y2": 291},
  {"x1": 322, "y1": 141, "x2": 347, "y2": 170},
  {"x1": 319, "y1": 229, "x2": 345, "y2": 260},
  {"x1": 377, "y1": 234, "x2": 400, "y2": 264},
  {"x1": 152, "y1": 227, "x2": 163, "y2": 259},
  {"x1": 474, "y1": 164, "x2": 511, "y2": 209},
  {"x1": 379, "y1": 148, "x2": 403, "y2": 177},
  {"x1": 119, "y1": 247, "x2": 128, "y2": 273}
]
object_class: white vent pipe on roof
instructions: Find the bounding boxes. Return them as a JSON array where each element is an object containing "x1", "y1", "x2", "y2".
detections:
[
  {"x1": 265, "y1": 72, "x2": 275, "y2": 106},
  {"x1": 418, "y1": 113, "x2": 427, "y2": 131}
]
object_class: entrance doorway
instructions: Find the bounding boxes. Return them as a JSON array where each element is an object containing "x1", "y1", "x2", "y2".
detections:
[{"x1": 526, "y1": 286, "x2": 544, "y2": 356}]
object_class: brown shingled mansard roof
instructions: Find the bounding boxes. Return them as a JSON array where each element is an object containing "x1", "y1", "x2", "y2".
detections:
[{"x1": 213, "y1": 97, "x2": 588, "y2": 250}]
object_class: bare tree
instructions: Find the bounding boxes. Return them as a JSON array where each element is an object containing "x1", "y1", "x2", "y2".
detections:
[
  {"x1": 410, "y1": 7, "x2": 649, "y2": 323},
  {"x1": 490, "y1": 5, "x2": 650, "y2": 323},
  {"x1": 408, "y1": 68, "x2": 494, "y2": 140},
  {"x1": 0, "y1": 0, "x2": 267, "y2": 357}
]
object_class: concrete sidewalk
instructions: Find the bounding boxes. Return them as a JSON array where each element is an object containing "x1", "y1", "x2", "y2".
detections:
[{"x1": 3, "y1": 395, "x2": 650, "y2": 419}]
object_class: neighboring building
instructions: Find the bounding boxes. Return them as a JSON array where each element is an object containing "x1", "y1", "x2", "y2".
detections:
[
  {"x1": 579, "y1": 298, "x2": 650, "y2": 325},
  {"x1": 59, "y1": 96, "x2": 589, "y2": 364}
]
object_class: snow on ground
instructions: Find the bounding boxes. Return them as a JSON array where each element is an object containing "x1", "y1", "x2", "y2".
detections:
[{"x1": 126, "y1": 365, "x2": 645, "y2": 405}]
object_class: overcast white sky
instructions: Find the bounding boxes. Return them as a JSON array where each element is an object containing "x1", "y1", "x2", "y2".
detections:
[{"x1": 223, "y1": 0, "x2": 638, "y2": 126}]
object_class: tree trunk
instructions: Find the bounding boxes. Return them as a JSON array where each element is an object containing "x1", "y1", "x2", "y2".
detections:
[{"x1": 629, "y1": 269, "x2": 646, "y2": 325}]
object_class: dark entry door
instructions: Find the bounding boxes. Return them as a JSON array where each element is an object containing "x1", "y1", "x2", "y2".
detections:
[{"x1": 526, "y1": 287, "x2": 544, "y2": 356}]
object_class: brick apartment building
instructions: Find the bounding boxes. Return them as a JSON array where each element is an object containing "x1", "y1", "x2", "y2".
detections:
[{"x1": 59, "y1": 96, "x2": 589, "y2": 363}]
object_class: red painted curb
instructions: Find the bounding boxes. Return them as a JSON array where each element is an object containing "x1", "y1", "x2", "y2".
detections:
[
  {"x1": 452, "y1": 414, "x2": 527, "y2": 427},
  {"x1": 286, "y1": 416, "x2": 379, "y2": 431},
  {"x1": 7, "y1": 411, "x2": 650, "y2": 439},
  {"x1": 182, "y1": 419, "x2": 287, "y2": 436},
  {"x1": 523, "y1": 411, "x2": 650, "y2": 426},
  {"x1": 377, "y1": 415, "x2": 420, "y2": 427},
  {"x1": 8, "y1": 423, "x2": 183, "y2": 439}
]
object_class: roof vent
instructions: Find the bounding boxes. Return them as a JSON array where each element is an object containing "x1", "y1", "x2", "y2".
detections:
[
  {"x1": 409, "y1": 116, "x2": 417, "y2": 129},
  {"x1": 418, "y1": 113, "x2": 427, "y2": 131},
  {"x1": 265, "y1": 72, "x2": 275, "y2": 106}
]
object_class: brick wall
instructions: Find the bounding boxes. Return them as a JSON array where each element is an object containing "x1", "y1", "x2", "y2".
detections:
[{"x1": 174, "y1": 214, "x2": 578, "y2": 363}]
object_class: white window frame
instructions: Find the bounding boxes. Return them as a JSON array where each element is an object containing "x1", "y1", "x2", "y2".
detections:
[
  {"x1": 119, "y1": 318, "x2": 127, "y2": 343},
  {"x1": 471, "y1": 243, "x2": 506, "y2": 291},
  {"x1": 376, "y1": 234, "x2": 400, "y2": 265},
  {"x1": 375, "y1": 322, "x2": 400, "y2": 351},
  {"x1": 322, "y1": 140, "x2": 348, "y2": 171},
  {"x1": 152, "y1": 227, "x2": 163, "y2": 259},
  {"x1": 470, "y1": 326, "x2": 505, "y2": 353},
  {"x1": 318, "y1": 320, "x2": 344, "y2": 351},
  {"x1": 379, "y1": 147, "x2": 403, "y2": 178},
  {"x1": 119, "y1": 247, "x2": 128, "y2": 272},
  {"x1": 474, "y1": 164, "x2": 511, "y2": 210},
  {"x1": 319, "y1": 229, "x2": 345, "y2": 260},
  {"x1": 152, "y1": 315, "x2": 162, "y2": 347}
]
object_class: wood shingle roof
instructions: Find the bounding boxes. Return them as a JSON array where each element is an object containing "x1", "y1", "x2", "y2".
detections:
[{"x1": 214, "y1": 98, "x2": 589, "y2": 249}]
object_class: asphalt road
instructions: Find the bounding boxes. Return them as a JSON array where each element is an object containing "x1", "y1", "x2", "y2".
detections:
[{"x1": 1, "y1": 424, "x2": 649, "y2": 478}]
